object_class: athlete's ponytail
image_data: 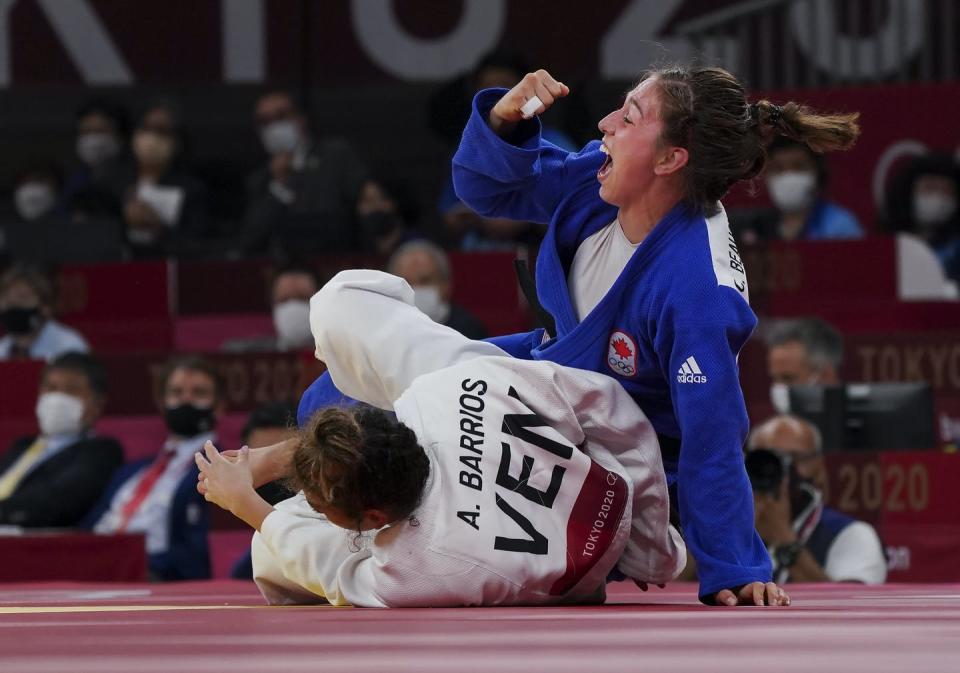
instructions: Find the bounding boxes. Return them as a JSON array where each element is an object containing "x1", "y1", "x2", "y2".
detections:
[
  {"x1": 750, "y1": 99, "x2": 860, "y2": 154},
  {"x1": 649, "y1": 65, "x2": 861, "y2": 214}
]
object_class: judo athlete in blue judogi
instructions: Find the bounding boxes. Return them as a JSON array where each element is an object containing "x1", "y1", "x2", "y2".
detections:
[{"x1": 447, "y1": 66, "x2": 857, "y2": 606}]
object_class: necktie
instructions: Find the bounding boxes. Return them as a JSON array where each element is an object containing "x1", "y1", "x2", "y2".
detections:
[
  {"x1": 0, "y1": 438, "x2": 47, "y2": 500},
  {"x1": 116, "y1": 450, "x2": 175, "y2": 532}
]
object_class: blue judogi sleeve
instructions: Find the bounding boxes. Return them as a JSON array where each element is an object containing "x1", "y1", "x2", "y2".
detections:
[
  {"x1": 453, "y1": 89, "x2": 577, "y2": 223},
  {"x1": 484, "y1": 329, "x2": 544, "y2": 359},
  {"x1": 655, "y1": 291, "x2": 773, "y2": 600},
  {"x1": 297, "y1": 372, "x2": 357, "y2": 427}
]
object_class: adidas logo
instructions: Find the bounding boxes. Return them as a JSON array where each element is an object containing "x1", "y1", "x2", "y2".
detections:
[{"x1": 677, "y1": 356, "x2": 707, "y2": 384}]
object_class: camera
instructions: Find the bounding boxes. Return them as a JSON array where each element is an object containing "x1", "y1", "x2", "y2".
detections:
[{"x1": 744, "y1": 448, "x2": 790, "y2": 497}]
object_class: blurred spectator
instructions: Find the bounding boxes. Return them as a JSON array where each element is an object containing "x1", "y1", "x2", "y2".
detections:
[
  {"x1": 3, "y1": 159, "x2": 126, "y2": 265},
  {"x1": 0, "y1": 265, "x2": 89, "y2": 360},
  {"x1": 387, "y1": 240, "x2": 487, "y2": 339},
  {"x1": 731, "y1": 137, "x2": 863, "y2": 244},
  {"x1": 766, "y1": 318, "x2": 843, "y2": 413},
  {"x1": 747, "y1": 415, "x2": 886, "y2": 584},
  {"x1": 85, "y1": 356, "x2": 220, "y2": 580},
  {"x1": 883, "y1": 153, "x2": 960, "y2": 284},
  {"x1": 61, "y1": 98, "x2": 130, "y2": 220},
  {"x1": 222, "y1": 267, "x2": 319, "y2": 353},
  {"x1": 356, "y1": 176, "x2": 423, "y2": 256},
  {"x1": 229, "y1": 401, "x2": 298, "y2": 580},
  {"x1": 0, "y1": 352, "x2": 122, "y2": 527},
  {"x1": 11, "y1": 160, "x2": 62, "y2": 224},
  {"x1": 106, "y1": 100, "x2": 209, "y2": 258},
  {"x1": 234, "y1": 91, "x2": 367, "y2": 256}
]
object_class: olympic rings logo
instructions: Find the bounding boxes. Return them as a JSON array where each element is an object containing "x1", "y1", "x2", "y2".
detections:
[{"x1": 608, "y1": 357, "x2": 635, "y2": 376}]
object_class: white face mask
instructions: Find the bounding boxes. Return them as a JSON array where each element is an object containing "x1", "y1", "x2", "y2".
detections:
[
  {"x1": 767, "y1": 171, "x2": 817, "y2": 213},
  {"x1": 273, "y1": 300, "x2": 313, "y2": 350},
  {"x1": 769, "y1": 382, "x2": 791, "y2": 414},
  {"x1": 36, "y1": 391, "x2": 85, "y2": 437},
  {"x1": 14, "y1": 182, "x2": 57, "y2": 221},
  {"x1": 412, "y1": 285, "x2": 451, "y2": 324},
  {"x1": 260, "y1": 120, "x2": 300, "y2": 155},
  {"x1": 913, "y1": 192, "x2": 958, "y2": 226},
  {"x1": 76, "y1": 132, "x2": 121, "y2": 167}
]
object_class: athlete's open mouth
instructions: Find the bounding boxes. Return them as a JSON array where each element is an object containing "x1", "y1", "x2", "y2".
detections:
[{"x1": 598, "y1": 144, "x2": 613, "y2": 180}]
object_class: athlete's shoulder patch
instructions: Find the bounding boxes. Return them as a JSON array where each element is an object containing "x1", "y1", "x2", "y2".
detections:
[{"x1": 607, "y1": 329, "x2": 638, "y2": 378}]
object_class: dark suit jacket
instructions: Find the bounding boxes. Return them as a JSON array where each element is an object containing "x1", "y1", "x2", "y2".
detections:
[
  {"x1": 0, "y1": 435, "x2": 124, "y2": 527},
  {"x1": 81, "y1": 457, "x2": 211, "y2": 581}
]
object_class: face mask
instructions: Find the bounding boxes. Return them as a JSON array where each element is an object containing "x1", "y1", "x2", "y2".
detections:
[
  {"x1": 767, "y1": 171, "x2": 816, "y2": 213},
  {"x1": 133, "y1": 131, "x2": 174, "y2": 166},
  {"x1": 76, "y1": 132, "x2": 121, "y2": 167},
  {"x1": 412, "y1": 285, "x2": 451, "y2": 323},
  {"x1": 769, "y1": 382, "x2": 791, "y2": 414},
  {"x1": 913, "y1": 192, "x2": 958, "y2": 226},
  {"x1": 272, "y1": 299, "x2": 313, "y2": 350},
  {"x1": 14, "y1": 182, "x2": 56, "y2": 221},
  {"x1": 36, "y1": 391, "x2": 85, "y2": 436},
  {"x1": 0, "y1": 306, "x2": 43, "y2": 335},
  {"x1": 164, "y1": 403, "x2": 216, "y2": 437},
  {"x1": 359, "y1": 212, "x2": 404, "y2": 240},
  {"x1": 260, "y1": 120, "x2": 300, "y2": 155}
]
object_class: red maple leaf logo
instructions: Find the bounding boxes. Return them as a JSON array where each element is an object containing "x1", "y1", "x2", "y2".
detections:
[{"x1": 612, "y1": 337, "x2": 632, "y2": 360}]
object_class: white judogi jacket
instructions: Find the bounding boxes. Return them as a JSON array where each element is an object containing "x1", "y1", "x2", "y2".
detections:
[{"x1": 252, "y1": 270, "x2": 685, "y2": 607}]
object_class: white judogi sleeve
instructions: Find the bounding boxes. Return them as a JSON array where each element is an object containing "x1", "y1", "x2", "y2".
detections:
[{"x1": 309, "y1": 269, "x2": 507, "y2": 409}]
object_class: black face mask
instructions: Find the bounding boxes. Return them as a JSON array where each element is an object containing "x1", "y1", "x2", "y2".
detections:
[
  {"x1": 164, "y1": 403, "x2": 216, "y2": 437},
  {"x1": 0, "y1": 306, "x2": 43, "y2": 335},
  {"x1": 358, "y1": 212, "x2": 404, "y2": 240}
]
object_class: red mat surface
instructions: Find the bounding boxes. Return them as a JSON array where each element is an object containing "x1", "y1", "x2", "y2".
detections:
[{"x1": 1, "y1": 581, "x2": 958, "y2": 672}]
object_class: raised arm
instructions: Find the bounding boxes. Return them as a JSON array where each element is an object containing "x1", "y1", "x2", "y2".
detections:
[{"x1": 452, "y1": 70, "x2": 584, "y2": 224}]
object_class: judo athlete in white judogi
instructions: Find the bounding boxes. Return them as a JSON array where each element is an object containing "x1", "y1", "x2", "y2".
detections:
[{"x1": 198, "y1": 270, "x2": 685, "y2": 607}]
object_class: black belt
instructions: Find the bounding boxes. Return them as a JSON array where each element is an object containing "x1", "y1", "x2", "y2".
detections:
[
  {"x1": 513, "y1": 258, "x2": 556, "y2": 336},
  {"x1": 657, "y1": 433, "x2": 681, "y2": 465}
]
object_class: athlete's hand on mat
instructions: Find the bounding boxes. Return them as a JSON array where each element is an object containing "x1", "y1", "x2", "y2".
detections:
[
  {"x1": 195, "y1": 440, "x2": 255, "y2": 513},
  {"x1": 714, "y1": 582, "x2": 791, "y2": 607},
  {"x1": 489, "y1": 69, "x2": 570, "y2": 135}
]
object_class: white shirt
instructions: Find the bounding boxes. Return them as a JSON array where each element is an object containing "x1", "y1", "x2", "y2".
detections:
[
  {"x1": 94, "y1": 433, "x2": 212, "y2": 554},
  {"x1": 567, "y1": 219, "x2": 638, "y2": 321},
  {"x1": 823, "y1": 520, "x2": 887, "y2": 584},
  {"x1": 252, "y1": 270, "x2": 684, "y2": 607},
  {"x1": 0, "y1": 320, "x2": 89, "y2": 361}
]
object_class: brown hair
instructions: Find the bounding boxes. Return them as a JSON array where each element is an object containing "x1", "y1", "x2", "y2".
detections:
[
  {"x1": 159, "y1": 355, "x2": 226, "y2": 404},
  {"x1": 647, "y1": 65, "x2": 860, "y2": 214},
  {"x1": 291, "y1": 406, "x2": 429, "y2": 531}
]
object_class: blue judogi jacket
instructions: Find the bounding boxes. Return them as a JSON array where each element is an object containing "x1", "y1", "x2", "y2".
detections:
[{"x1": 449, "y1": 88, "x2": 772, "y2": 601}]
